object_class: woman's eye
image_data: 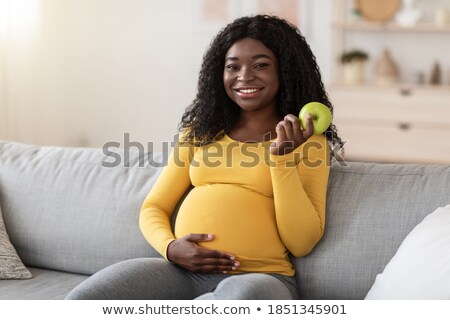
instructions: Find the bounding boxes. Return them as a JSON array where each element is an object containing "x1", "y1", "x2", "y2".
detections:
[
  {"x1": 255, "y1": 63, "x2": 269, "y2": 69},
  {"x1": 226, "y1": 65, "x2": 239, "y2": 71}
]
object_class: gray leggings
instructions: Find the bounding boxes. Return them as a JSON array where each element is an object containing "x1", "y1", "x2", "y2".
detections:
[{"x1": 65, "y1": 258, "x2": 299, "y2": 300}]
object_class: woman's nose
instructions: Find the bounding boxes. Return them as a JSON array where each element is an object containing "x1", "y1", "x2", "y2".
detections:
[{"x1": 237, "y1": 67, "x2": 255, "y2": 82}]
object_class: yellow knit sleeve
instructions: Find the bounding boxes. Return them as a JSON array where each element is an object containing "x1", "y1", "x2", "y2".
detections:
[
  {"x1": 139, "y1": 131, "x2": 194, "y2": 259},
  {"x1": 269, "y1": 134, "x2": 330, "y2": 257}
]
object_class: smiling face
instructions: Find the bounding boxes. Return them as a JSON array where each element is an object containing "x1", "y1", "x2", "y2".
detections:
[{"x1": 223, "y1": 38, "x2": 280, "y2": 114}]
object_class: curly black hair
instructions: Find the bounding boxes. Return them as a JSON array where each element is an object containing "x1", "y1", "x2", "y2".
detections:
[{"x1": 179, "y1": 15, "x2": 343, "y2": 158}]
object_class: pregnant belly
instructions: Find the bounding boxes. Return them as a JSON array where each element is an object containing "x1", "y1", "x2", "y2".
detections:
[{"x1": 174, "y1": 184, "x2": 287, "y2": 260}]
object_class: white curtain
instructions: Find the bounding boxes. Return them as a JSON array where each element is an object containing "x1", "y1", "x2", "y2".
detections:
[{"x1": 0, "y1": 0, "x2": 41, "y2": 140}]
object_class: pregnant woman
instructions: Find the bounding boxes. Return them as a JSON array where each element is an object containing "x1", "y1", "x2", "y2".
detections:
[{"x1": 66, "y1": 14, "x2": 343, "y2": 300}]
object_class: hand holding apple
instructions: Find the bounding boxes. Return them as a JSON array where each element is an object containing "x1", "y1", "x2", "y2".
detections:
[
  {"x1": 270, "y1": 113, "x2": 314, "y2": 155},
  {"x1": 299, "y1": 102, "x2": 332, "y2": 135}
]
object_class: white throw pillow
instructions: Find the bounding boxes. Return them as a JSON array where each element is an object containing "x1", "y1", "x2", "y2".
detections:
[
  {"x1": 365, "y1": 205, "x2": 450, "y2": 299},
  {"x1": 0, "y1": 200, "x2": 33, "y2": 279}
]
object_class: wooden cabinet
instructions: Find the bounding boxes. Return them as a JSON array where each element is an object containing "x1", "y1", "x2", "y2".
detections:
[
  {"x1": 329, "y1": 84, "x2": 450, "y2": 164},
  {"x1": 329, "y1": 0, "x2": 450, "y2": 164}
]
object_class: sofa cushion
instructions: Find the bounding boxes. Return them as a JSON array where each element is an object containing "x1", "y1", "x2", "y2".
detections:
[
  {"x1": 0, "y1": 198, "x2": 33, "y2": 279},
  {"x1": 365, "y1": 205, "x2": 450, "y2": 299},
  {"x1": 0, "y1": 141, "x2": 166, "y2": 275},
  {"x1": 294, "y1": 161, "x2": 450, "y2": 299},
  {"x1": 0, "y1": 267, "x2": 88, "y2": 299}
]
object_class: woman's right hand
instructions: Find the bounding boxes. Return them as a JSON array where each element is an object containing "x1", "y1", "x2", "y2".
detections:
[{"x1": 166, "y1": 234, "x2": 239, "y2": 273}]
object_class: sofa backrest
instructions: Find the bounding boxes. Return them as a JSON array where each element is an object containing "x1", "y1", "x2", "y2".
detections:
[
  {"x1": 0, "y1": 141, "x2": 164, "y2": 275},
  {"x1": 1, "y1": 141, "x2": 449, "y2": 299},
  {"x1": 295, "y1": 161, "x2": 450, "y2": 299}
]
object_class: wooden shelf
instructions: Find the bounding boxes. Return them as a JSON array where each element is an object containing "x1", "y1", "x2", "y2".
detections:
[
  {"x1": 329, "y1": 0, "x2": 450, "y2": 164},
  {"x1": 332, "y1": 21, "x2": 450, "y2": 33}
]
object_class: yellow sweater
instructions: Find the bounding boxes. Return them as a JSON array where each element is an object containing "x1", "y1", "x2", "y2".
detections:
[{"x1": 140, "y1": 132, "x2": 330, "y2": 276}]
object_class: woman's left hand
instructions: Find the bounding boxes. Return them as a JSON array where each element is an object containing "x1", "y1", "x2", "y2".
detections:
[{"x1": 270, "y1": 113, "x2": 314, "y2": 155}]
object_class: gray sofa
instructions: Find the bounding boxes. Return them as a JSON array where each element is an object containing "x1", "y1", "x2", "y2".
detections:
[{"x1": 0, "y1": 140, "x2": 449, "y2": 299}]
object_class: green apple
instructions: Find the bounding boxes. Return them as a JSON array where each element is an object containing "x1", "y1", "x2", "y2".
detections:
[{"x1": 299, "y1": 102, "x2": 332, "y2": 135}]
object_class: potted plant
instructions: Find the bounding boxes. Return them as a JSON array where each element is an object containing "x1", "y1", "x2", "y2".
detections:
[{"x1": 340, "y1": 50, "x2": 369, "y2": 84}]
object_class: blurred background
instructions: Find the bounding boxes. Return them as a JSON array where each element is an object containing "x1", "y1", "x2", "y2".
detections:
[{"x1": 1, "y1": 0, "x2": 449, "y2": 163}]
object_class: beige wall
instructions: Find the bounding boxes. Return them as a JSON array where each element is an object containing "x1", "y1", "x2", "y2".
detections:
[
  {"x1": 19, "y1": 0, "x2": 450, "y2": 151},
  {"x1": 1, "y1": 0, "x2": 335, "y2": 151},
  {"x1": 1, "y1": 0, "x2": 213, "y2": 150}
]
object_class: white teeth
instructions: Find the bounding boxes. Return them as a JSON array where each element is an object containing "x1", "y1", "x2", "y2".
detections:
[{"x1": 238, "y1": 88, "x2": 259, "y2": 93}]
